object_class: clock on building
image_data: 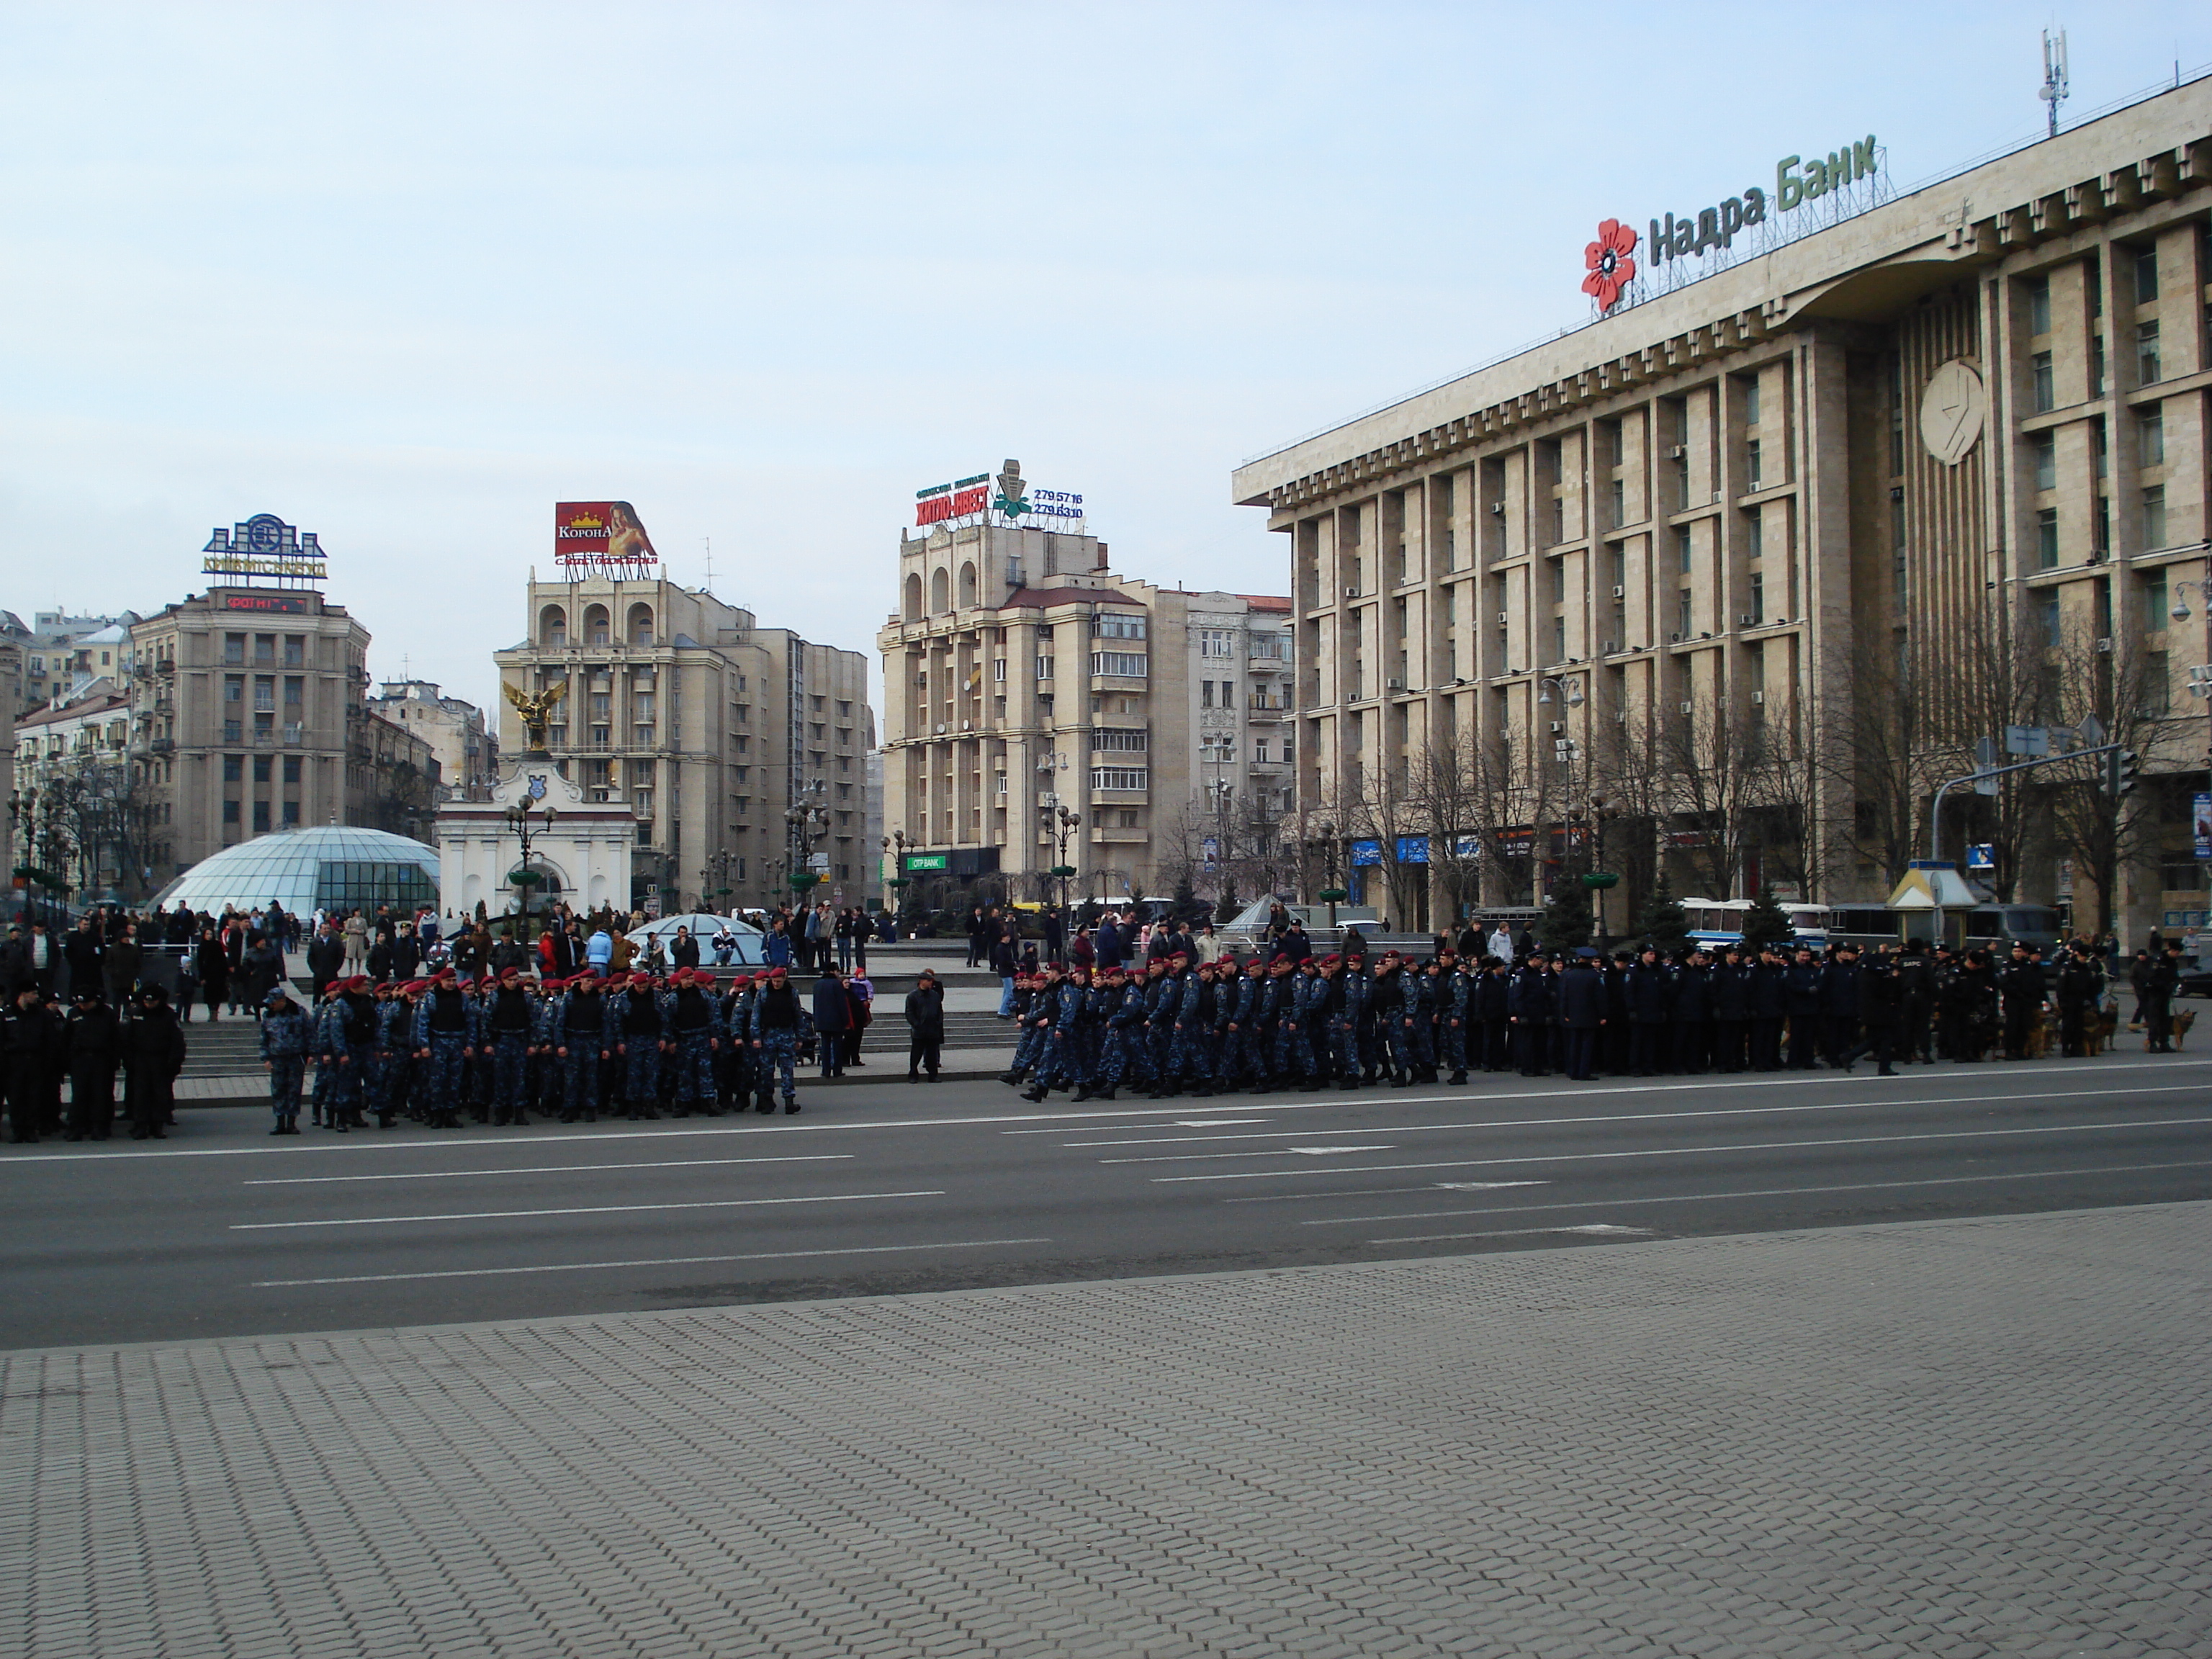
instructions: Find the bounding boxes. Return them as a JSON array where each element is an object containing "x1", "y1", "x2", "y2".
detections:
[{"x1": 1917, "y1": 359, "x2": 1986, "y2": 466}]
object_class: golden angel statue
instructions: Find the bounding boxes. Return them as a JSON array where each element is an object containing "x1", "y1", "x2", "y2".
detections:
[{"x1": 503, "y1": 678, "x2": 567, "y2": 751}]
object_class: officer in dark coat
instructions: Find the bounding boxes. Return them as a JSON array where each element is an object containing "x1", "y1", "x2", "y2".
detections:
[
  {"x1": 1782, "y1": 947, "x2": 1825, "y2": 1069},
  {"x1": 1821, "y1": 945, "x2": 1863, "y2": 1069},
  {"x1": 122, "y1": 986, "x2": 186, "y2": 1140},
  {"x1": 1997, "y1": 943, "x2": 2045, "y2": 1060},
  {"x1": 1710, "y1": 945, "x2": 1753, "y2": 1074},
  {"x1": 1671, "y1": 950, "x2": 1714, "y2": 1075},
  {"x1": 1750, "y1": 945, "x2": 1788, "y2": 1071},
  {"x1": 1557, "y1": 952, "x2": 1606, "y2": 1081},
  {"x1": 1895, "y1": 940, "x2": 1936, "y2": 1063},
  {"x1": 63, "y1": 987, "x2": 121, "y2": 1141},
  {"x1": 3, "y1": 985, "x2": 63, "y2": 1142},
  {"x1": 1853, "y1": 948, "x2": 1902, "y2": 1075},
  {"x1": 1506, "y1": 956, "x2": 1554, "y2": 1076},
  {"x1": 1624, "y1": 948, "x2": 1671, "y2": 1075},
  {"x1": 2054, "y1": 943, "x2": 2101, "y2": 1057}
]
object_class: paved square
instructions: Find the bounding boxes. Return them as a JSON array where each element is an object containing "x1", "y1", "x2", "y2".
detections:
[{"x1": 4, "y1": 1204, "x2": 2208, "y2": 1658}]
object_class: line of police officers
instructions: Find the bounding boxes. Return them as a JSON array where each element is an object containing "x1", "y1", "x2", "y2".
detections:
[
  {"x1": 254, "y1": 963, "x2": 822, "y2": 1135},
  {"x1": 1, "y1": 980, "x2": 187, "y2": 1143},
  {"x1": 1000, "y1": 935, "x2": 2143, "y2": 1101}
]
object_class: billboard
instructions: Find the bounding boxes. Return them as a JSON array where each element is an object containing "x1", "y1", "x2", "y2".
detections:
[{"x1": 555, "y1": 501, "x2": 658, "y2": 569}]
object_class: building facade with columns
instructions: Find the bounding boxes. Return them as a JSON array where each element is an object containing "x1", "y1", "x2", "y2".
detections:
[
  {"x1": 1236, "y1": 78, "x2": 2212, "y2": 944},
  {"x1": 877, "y1": 469, "x2": 1293, "y2": 907}
]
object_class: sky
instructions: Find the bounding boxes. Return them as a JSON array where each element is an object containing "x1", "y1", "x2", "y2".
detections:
[{"x1": 2, "y1": 2, "x2": 2207, "y2": 718}]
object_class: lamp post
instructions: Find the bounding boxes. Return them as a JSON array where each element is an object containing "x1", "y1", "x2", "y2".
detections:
[
  {"x1": 784, "y1": 778, "x2": 827, "y2": 900},
  {"x1": 1316, "y1": 817, "x2": 1344, "y2": 927},
  {"x1": 503, "y1": 798, "x2": 559, "y2": 945},
  {"x1": 886, "y1": 828, "x2": 912, "y2": 917},
  {"x1": 1536, "y1": 675, "x2": 1586, "y2": 906},
  {"x1": 1584, "y1": 793, "x2": 1624, "y2": 948},
  {"x1": 1050, "y1": 804, "x2": 1082, "y2": 925}
]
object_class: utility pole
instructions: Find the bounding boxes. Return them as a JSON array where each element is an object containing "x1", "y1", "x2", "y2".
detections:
[{"x1": 2039, "y1": 28, "x2": 2069, "y2": 139}]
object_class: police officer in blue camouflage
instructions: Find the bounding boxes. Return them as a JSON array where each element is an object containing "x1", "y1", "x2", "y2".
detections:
[
  {"x1": 612, "y1": 971, "x2": 666, "y2": 1120},
  {"x1": 1020, "y1": 967, "x2": 1089, "y2": 1102},
  {"x1": 1228, "y1": 957, "x2": 1268, "y2": 1090},
  {"x1": 259, "y1": 986, "x2": 312, "y2": 1135},
  {"x1": 553, "y1": 973, "x2": 610, "y2": 1123},
  {"x1": 665, "y1": 968, "x2": 723, "y2": 1115},
  {"x1": 480, "y1": 965, "x2": 538, "y2": 1125},
  {"x1": 749, "y1": 963, "x2": 806, "y2": 1112},
  {"x1": 410, "y1": 968, "x2": 477, "y2": 1129}
]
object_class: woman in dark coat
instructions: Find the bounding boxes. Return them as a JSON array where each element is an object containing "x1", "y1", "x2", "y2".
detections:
[
  {"x1": 240, "y1": 936, "x2": 282, "y2": 1017},
  {"x1": 811, "y1": 968, "x2": 851, "y2": 1079},
  {"x1": 193, "y1": 926, "x2": 230, "y2": 1022}
]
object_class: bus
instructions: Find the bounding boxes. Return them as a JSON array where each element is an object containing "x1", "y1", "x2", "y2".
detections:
[
  {"x1": 1678, "y1": 899, "x2": 1831, "y2": 948},
  {"x1": 1827, "y1": 902, "x2": 2063, "y2": 955}
]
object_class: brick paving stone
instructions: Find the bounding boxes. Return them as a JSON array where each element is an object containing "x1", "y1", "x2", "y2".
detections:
[{"x1": 3, "y1": 1202, "x2": 2209, "y2": 1658}]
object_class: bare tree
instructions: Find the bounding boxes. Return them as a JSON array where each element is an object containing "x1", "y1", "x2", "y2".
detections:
[
  {"x1": 2041, "y1": 624, "x2": 2180, "y2": 938},
  {"x1": 1657, "y1": 696, "x2": 1762, "y2": 899}
]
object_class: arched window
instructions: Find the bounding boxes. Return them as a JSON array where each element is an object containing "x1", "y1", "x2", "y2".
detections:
[
  {"x1": 903, "y1": 571, "x2": 923, "y2": 621},
  {"x1": 583, "y1": 604, "x2": 611, "y2": 647},
  {"x1": 539, "y1": 605, "x2": 567, "y2": 646},
  {"x1": 958, "y1": 562, "x2": 978, "y2": 608},
  {"x1": 627, "y1": 603, "x2": 654, "y2": 647},
  {"x1": 930, "y1": 567, "x2": 950, "y2": 613}
]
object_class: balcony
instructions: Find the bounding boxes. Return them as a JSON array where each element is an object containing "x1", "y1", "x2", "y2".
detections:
[{"x1": 150, "y1": 738, "x2": 175, "y2": 754}]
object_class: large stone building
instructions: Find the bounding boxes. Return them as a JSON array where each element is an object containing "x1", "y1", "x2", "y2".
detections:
[
  {"x1": 1234, "y1": 78, "x2": 2212, "y2": 943},
  {"x1": 877, "y1": 464, "x2": 1295, "y2": 906},
  {"x1": 0, "y1": 610, "x2": 141, "y2": 715},
  {"x1": 493, "y1": 575, "x2": 874, "y2": 914},
  {"x1": 121, "y1": 515, "x2": 437, "y2": 887},
  {"x1": 367, "y1": 680, "x2": 499, "y2": 800}
]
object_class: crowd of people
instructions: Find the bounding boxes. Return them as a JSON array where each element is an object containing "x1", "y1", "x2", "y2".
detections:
[{"x1": 997, "y1": 932, "x2": 2190, "y2": 1103}]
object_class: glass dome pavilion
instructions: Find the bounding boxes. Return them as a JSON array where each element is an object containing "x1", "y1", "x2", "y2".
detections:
[{"x1": 153, "y1": 825, "x2": 440, "y2": 917}]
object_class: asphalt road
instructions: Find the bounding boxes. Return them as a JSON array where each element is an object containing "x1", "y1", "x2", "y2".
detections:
[{"x1": 4, "y1": 1053, "x2": 2208, "y2": 1350}]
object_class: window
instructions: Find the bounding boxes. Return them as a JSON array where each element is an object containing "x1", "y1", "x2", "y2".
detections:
[
  {"x1": 1118, "y1": 810, "x2": 1138, "y2": 828},
  {"x1": 225, "y1": 675, "x2": 243, "y2": 703},
  {"x1": 1091, "y1": 728, "x2": 1147, "y2": 752},
  {"x1": 2137, "y1": 321, "x2": 2161, "y2": 385},
  {"x1": 2143, "y1": 485, "x2": 2168, "y2": 550},
  {"x1": 224, "y1": 633, "x2": 246, "y2": 665},
  {"x1": 223, "y1": 754, "x2": 243, "y2": 782},
  {"x1": 1249, "y1": 632, "x2": 1288, "y2": 660},
  {"x1": 1750, "y1": 571, "x2": 1765, "y2": 619},
  {"x1": 1092, "y1": 613, "x2": 1147, "y2": 640},
  {"x1": 1675, "y1": 526, "x2": 1692, "y2": 575},
  {"x1": 2033, "y1": 432, "x2": 2056, "y2": 492},
  {"x1": 2143, "y1": 652, "x2": 2170, "y2": 716},
  {"x1": 284, "y1": 635, "x2": 305, "y2": 667},
  {"x1": 2026, "y1": 275, "x2": 2051, "y2": 334},
  {"x1": 1746, "y1": 439, "x2": 1763, "y2": 490},
  {"x1": 2090, "y1": 331, "x2": 2105, "y2": 396},
  {"x1": 2134, "y1": 246, "x2": 2158, "y2": 306},
  {"x1": 281, "y1": 801, "x2": 301, "y2": 825},
  {"x1": 1745, "y1": 510, "x2": 1763, "y2": 561},
  {"x1": 222, "y1": 799, "x2": 240, "y2": 823},
  {"x1": 253, "y1": 755, "x2": 271, "y2": 783},
  {"x1": 2143, "y1": 571, "x2": 2170, "y2": 632},
  {"x1": 1200, "y1": 680, "x2": 1214, "y2": 709},
  {"x1": 2040, "y1": 590, "x2": 2062, "y2": 647},
  {"x1": 1743, "y1": 377, "x2": 1761, "y2": 426},
  {"x1": 1220, "y1": 680, "x2": 1233, "y2": 709},
  {"x1": 284, "y1": 676, "x2": 302, "y2": 706},
  {"x1": 2141, "y1": 410, "x2": 2165, "y2": 467},
  {"x1": 1200, "y1": 629, "x2": 1235, "y2": 657},
  {"x1": 2036, "y1": 507, "x2": 2059, "y2": 569},
  {"x1": 223, "y1": 721, "x2": 242, "y2": 745},
  {"x1": 992, "y1": 657, "x2": 1007, "y2": 683},
  {"x1": 1035, "y1": 656, "x2": 1054, "y2": 680},
  {"x1": 252, "y1": 801, "x2": 270, "y2": 832},
  {"x1": 1676, "y1": 590, "x2": 1693, "y2": 637},
  {"x1": 1090, "y1": 652, "x2": 1148, "y2": 678},
  {"x1": 1609, "y1": 477, "x2": 1624, "y2": 529},
  {"x1": 283, "y1": 757, "x2": 300, "y2": 783},
  {"x1": 2031, "y1": 351, "x2": 2054, "y2": 412},
  {"x1": 1254, "y1": 738, "x2": 1269, "y2": 763},
  {"x1": 1089, "y1": 767, "x2": 1148, "y2": 791}
]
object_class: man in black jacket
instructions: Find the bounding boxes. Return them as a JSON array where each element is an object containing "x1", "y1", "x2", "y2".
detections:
[
  {"x1": 63, "y1": 917, "x2": 104, "y2": 1004},
  {"x1": 1624, "y1": 948, "x2": 1671, "y2": 1076},
  {"x1": 122, "y1": 986, "x2": 186, "y2": 1140},
  {"x1": 904, "y1": 969, "x2": 946, "y2": 1081},
  {"x1": 1557, "y1": 953, "x2": 1606, "y2": 1081},
  {"x1": 2, "y1": 985, "x2": 63, "y2": 1143},
  {"x1": 64, "y1": 987, "x2": 122, "y2": 1141}
]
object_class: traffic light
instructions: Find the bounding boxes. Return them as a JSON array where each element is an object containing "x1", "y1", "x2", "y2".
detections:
[{"x1": 2103, "y1": 748, "x2": 2140, "y2": 796}]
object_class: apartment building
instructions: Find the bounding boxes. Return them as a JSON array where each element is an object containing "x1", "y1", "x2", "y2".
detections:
[
  {"x1": 493, "y1": 576, "x2": 874, "y2": 914},
  {"x1": 878, "y1": 482, "x2": 1293, "y2": 904}
]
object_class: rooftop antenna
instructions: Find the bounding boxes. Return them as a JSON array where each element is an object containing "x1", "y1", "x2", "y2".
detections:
[
  {"x1": 2040, "y1": 27, "x2": 2069, "y2": 138},
  {"x1": 703, "y1": 535, "x2": 713, "y2": 594}
]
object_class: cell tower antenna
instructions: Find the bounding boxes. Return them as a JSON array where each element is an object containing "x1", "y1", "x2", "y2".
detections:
[
  {"x1": 703, "y1": 535, "x2": 712, "y2": 593},
  {"x1": 2040, "y1": 27, "x2": 2069, "y2": 139}
]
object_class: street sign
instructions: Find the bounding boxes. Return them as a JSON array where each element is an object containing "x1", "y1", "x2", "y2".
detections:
[
  {"x1": 1972, "y1": 734, "x2": 1998, "y2": 795},
  {"x1": 2004, "y1": 724, "x2": 2049, "y2": 756},
  {"x1": 2076, "y1": 712, "x2": 2107, "y2": 747},
  {"x1": 2195, "y1": 791, "x2": 2211, "y2": 860},
  {"x1": 1966, "y1": 844, "x2": 1995, "y2": 870}
]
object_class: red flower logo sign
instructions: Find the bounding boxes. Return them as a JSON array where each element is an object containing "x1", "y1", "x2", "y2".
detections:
[{"x1": 1582, "y1": 219, "x2": 1639, "y2": 312}]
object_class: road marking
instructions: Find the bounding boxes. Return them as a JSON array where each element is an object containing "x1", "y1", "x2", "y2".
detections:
[
  {"x1": 230, "y1": 1189, "x2": 946, "y2": 1230},
  {"x1": 243, "y1": 1154, "x2": 855, "y2": 1186},
  {"x1": 1151, "y1": 1116, "x2": 2212, "y2": 1182},
  {"x1": 1434, "y1": 1181, "x2": 1550, "y2": 1190},
  {"x1": 1077, "y1": 1086, "x2": 2212, "y2": 1156},
  {"x1": 1171, "y1": 1119, "x2": 1271, "y2": 1128},
  {"x1": 4, "y1": 1061, "x2": 2203, "y2": 1162},
  {"x1": 249, "y1": 1236, "x2": 1052, "y2": 1288},
  {"x1": 1348, "y1": 1223, "x2": 1653, "y2": 1245},
  {"x1": 1305, "y1": 1159, "x2": 2212, "y2": 1234},
  {"x1": 1286, "y1": 1146, "x2": 1395, "y2": 1155}
]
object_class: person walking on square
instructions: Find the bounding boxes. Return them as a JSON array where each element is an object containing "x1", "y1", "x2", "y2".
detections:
[{"x1": 904, "y1": 968, "x2": 945, "y2": 1082}]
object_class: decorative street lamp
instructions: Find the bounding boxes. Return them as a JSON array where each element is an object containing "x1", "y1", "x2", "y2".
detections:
[
  {"x1": 1050, "y1": 804, "x2": 1082, "y2": 925},
  {"x1": 785, "y1": 778, "x2": 827, "y2": 896},
  {"x1": 1315, "y1": 817, "x2": 1345, "y2": 927},
  {"x1": 504, "y1": 797, "x2": 559, "y2": 945}
]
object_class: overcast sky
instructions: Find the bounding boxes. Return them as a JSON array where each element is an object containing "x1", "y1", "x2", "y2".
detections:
[{"x1": 4, "y1": 3, "x2": 2206, "y2": 716}]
